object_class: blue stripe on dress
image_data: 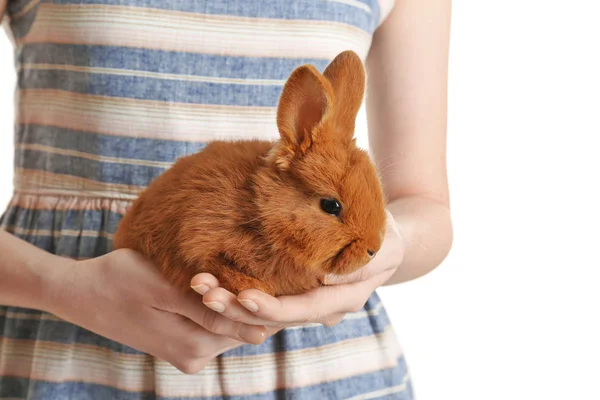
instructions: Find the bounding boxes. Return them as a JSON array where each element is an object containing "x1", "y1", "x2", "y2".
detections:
[
  {"x1": 19, "y1": 44, "x2": 331, "y2": 80},
  {"x1": 17, "y1": 150, "x2": 169, "y2": 187},
  {"x1": 19, "y1": 69, "x2": 285, "y2": 107},
  {"x1": 18, "y1": 126, "x2": 208, "y2": 163},
  {"x1": 43, "y1": 0, "x2": 377, "y2": 33},
  {"x1": 7, "y1": 229, "x2": 114, "y2": 257},
  {"x1": 0, "y1": 357, "x2": 410, "y2": 400},
  {"x1": 3, "y1": 207, "x2": 124, "y2": 233}
]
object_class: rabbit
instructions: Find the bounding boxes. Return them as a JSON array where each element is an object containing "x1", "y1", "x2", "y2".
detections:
[{"x1": 112, "y1": 50, "x2": 388, "y2": 297}]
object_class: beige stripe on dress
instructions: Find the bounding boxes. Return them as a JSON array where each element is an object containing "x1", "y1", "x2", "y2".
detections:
[
  {"x1": 0, "y1": 326, "x2": 402, "y2": 396},
  {"x1": 18, "y1": 89, "x2": 280, "y2": 143}
]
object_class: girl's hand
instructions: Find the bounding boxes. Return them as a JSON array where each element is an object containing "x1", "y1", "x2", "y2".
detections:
[
  {"x1": 191, "y1": 211, "x2": 404, "y2": 328},
  {"x1": 46, "y1": 249, "x2": 269, "y2": 374}
]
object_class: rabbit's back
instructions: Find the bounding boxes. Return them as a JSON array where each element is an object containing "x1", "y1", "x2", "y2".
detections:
[{"x1": 113, "y1": 139, "x2": 275, "y2": 289}]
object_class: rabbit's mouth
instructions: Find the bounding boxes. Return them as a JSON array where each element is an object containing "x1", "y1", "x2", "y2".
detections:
[
  {"x1": 327, "y1": 240, "x2": 367, "y2": 275},
  {"x1": 333, "y1": 241, "x2": 353, "y2": 262}
]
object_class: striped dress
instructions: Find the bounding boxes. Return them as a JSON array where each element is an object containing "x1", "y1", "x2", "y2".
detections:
[{"x1": 0, "y1": 1, "x2": 413, "y2": 399}]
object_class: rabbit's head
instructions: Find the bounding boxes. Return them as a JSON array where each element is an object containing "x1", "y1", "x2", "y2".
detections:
[{"x1": 255, "y1": 51, "x2": 388, "y2": 277}]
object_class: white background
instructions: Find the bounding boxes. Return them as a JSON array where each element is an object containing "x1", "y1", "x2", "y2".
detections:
[{"x1": 1, "y1": 2, "x2": 600, "y2": 399}]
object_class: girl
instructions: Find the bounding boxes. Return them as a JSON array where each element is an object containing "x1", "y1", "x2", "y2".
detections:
[{"x1": 0, "y1": 0, "x2": 452, "y2": 398}]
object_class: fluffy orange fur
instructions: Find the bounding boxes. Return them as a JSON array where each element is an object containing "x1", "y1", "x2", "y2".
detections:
[{"x1": 113, "y1": 50, "x2": 388, "y2": 296}]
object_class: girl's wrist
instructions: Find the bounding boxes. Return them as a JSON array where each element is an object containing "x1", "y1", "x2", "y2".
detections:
[
  {"x1": 382, "y1": 196, "x2": 453, "y2": 286},
  {"x1": 0, "y1": 230, "x2": 68, "y2": 311},
  {"x1": 36, "y1": 255, "x2": 75, "y2": 314},
  {"x1": 16, "y1": 249, "x2": 73, "y2": 313}
]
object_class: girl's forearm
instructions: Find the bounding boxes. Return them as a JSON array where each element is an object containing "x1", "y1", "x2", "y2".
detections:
[
  {"x1": 0, "y1": 196, "x2": 451, "y2": 303},
  {"x1": 383, "y1": 195, "x2": 453, "y2": 285},
  {"x1": 0, "y1": 229, "x2": 63, "y2": 310}
]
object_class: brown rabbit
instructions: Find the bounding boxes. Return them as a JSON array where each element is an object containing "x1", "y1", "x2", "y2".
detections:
[{"x1": 113, "y1": 50, "x2": 388, "y2": 296}]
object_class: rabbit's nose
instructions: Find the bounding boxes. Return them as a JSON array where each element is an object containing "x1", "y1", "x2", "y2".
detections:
[{"x1": 367, "y1": 249, "x2": 376, "y2": 259}]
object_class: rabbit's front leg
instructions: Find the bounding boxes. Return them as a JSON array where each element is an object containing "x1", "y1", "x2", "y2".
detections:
[{"x1": 201, "y1": 258, "x2": 274, "y2": 296}]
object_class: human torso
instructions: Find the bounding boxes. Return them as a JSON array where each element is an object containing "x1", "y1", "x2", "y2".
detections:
[
  {"x1": 0, "y1": 3, "x2": 412, "y2": 399},
  {"x1": 5, "y1": 0, "x2": 394, "y2": 199}
]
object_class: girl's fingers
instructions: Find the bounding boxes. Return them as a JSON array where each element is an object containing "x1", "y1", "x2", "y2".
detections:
[
  {"x1": 189, "y1": 269, "x2": 395, "y2": 328},
  {"x1": 190, "y1": 273, "x2": 220, "y2": 295},
  {"x1": 177, "y1": 290, "x2": 268, "y2": 345},
  {"x1": 238, "y1": 269, "x2": 396, "y2": 325},
  {"x1": 164, "y1": 318, "x2": 241, "y2": 374},
  {"x1": 190, "y1": 273, "x2": 285, "y2": 327},
  {"x1": 322, "y1": 312, "x2": 347, "y2": 327},
  {"x1": 201, "y1": 287, "x2": 283, "y2": 327},
  {"x1": 236, "y1": 284, "x2": 362, "y2": 325},
  {"x1": 323, "y1": 264, "x2": 378, "y2": 285}
]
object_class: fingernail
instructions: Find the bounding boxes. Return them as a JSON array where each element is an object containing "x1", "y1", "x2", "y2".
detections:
[
  {"x1": 240, "y1": 326, "x2": 266, "y2": 345},
  {"x1": 191, "y1": 284, "x2": 209, "y2": 295},
  {"x1": 204, "y1": 301, "x2": 225, "y2": 313},
  {"x1": 238, "y1": 299, "x2": 259, "y2": 312}
]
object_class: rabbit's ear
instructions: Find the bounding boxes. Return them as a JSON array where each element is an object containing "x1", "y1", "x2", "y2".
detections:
[
  {"x1": 271, "y1": 65, "x2": 334, "y2": 170},
  {"x1": 322, "y1": 50, "x2": 366, "y2": 142}
]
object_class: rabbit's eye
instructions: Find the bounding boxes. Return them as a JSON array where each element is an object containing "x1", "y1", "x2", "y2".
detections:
[{"x1": 320, "y1": 198, "x2": 342, "y2": 217}]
